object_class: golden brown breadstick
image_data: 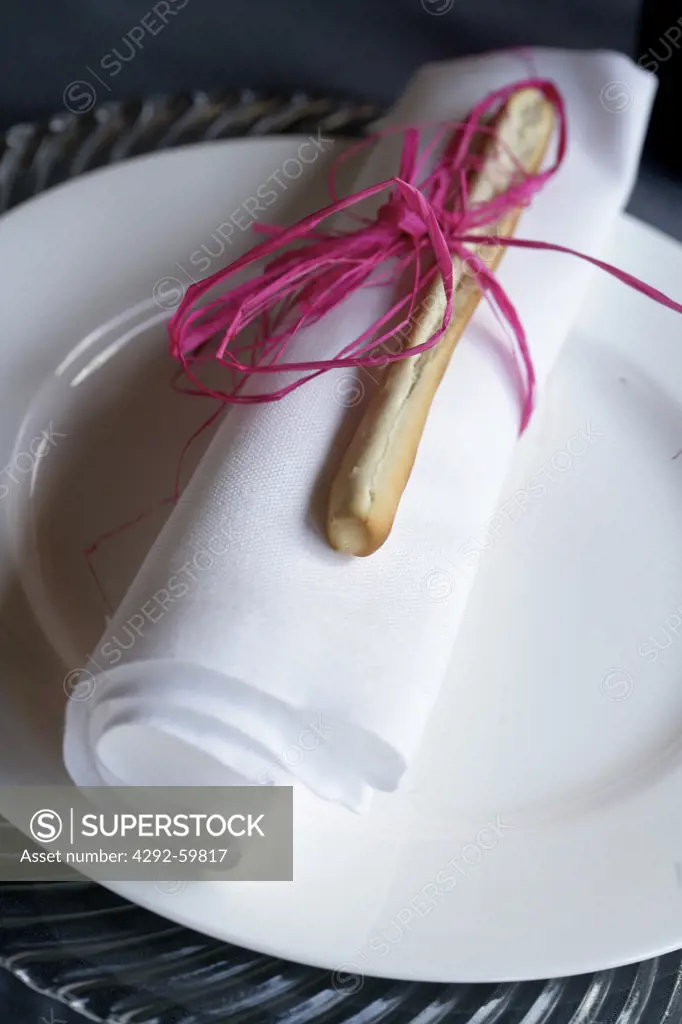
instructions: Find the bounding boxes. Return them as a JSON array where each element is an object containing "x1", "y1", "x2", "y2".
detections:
[{"x1": 326, "y1": 88, "x2": 555, "y2": 556}]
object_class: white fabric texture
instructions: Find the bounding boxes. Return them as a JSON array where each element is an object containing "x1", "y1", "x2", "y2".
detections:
[{"x1": 64, "y1": 49, "x2": 656, "y2": 811}]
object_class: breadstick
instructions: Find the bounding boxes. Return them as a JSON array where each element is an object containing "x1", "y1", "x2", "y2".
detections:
[{"x1": 326, "y1": 88, "x2": 555, "y2": 556}]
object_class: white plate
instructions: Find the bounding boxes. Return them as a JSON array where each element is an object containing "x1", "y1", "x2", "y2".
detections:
[{"x1": 2, "y1": 136, "x2": 682, "y2": 984}]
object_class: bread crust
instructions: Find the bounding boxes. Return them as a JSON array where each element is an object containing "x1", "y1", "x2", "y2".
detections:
[{"x1": 327, "y1": 88, "x2": 556, "y2": 557}]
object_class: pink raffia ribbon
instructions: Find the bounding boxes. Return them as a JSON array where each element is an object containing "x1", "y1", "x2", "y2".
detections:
[{"x1": 168, "y1": 78, "x2": 682, "y2": 433}]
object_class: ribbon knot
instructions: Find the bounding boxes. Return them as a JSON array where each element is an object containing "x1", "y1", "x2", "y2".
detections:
[{"x1": 376, "y1": 199, "x2": 430, "y2": 242}]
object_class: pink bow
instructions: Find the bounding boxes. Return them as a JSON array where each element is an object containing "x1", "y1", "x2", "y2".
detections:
[{"x1": 168, "y1": 78, "x2": 682, "y2": 433}]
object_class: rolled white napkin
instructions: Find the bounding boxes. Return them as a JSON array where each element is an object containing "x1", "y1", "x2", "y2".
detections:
[{"x1": 64, "y1": 49, "x2": 655, "y2": 811}]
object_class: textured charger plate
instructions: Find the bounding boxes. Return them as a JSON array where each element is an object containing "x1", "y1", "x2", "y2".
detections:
[
  {"x1": 1, "y1": 90, "x2": 681, "y2": 1024},
  {"x1": 3, "y1": 880, "x2": 682, "y2": 1024},
  {"x1": 0, "y1": 89, "x2": 378, "y2": 214}
]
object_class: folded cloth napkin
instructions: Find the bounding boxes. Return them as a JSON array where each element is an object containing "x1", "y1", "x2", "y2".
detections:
[{"x1": 64, "y1": 49, "x2": 656, "y2": 811}]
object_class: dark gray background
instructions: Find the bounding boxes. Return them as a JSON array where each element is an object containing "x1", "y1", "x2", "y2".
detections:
[{"x1": 0, "y1": 0, "x2": 643, "y2": 126}]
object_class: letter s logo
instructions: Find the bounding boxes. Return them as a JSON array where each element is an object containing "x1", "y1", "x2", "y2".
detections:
[{"x1": 29, "y1": 809, "x2": 63, "y2": 842}]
